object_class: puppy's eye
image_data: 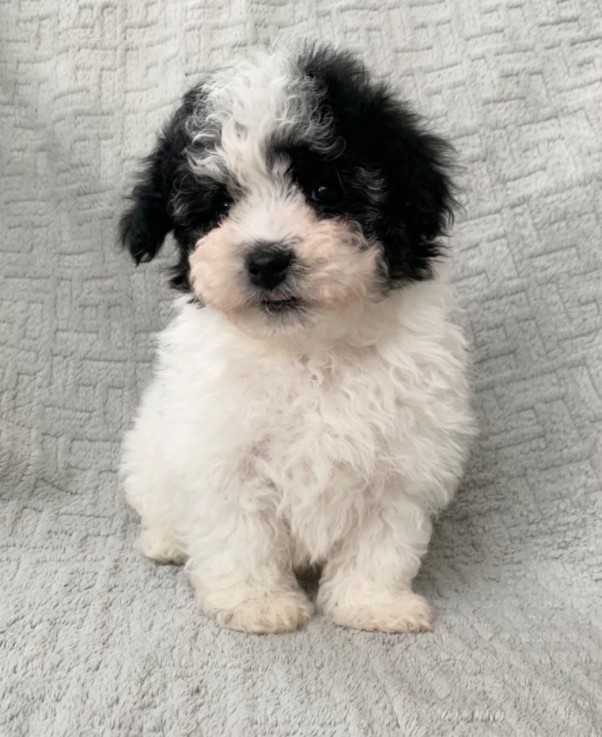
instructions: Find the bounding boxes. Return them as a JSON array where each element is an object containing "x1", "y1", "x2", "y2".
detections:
[
  {"x1": 310, "y1": 183, "x2": 344, "y2": 208},
  {"x1": 214, "y1": 192, "x2": 233, "y2": 215}
]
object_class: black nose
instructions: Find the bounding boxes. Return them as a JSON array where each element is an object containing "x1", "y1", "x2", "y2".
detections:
[{"x1": 246, "y1": 246, "x2": 293, "y2": 290}]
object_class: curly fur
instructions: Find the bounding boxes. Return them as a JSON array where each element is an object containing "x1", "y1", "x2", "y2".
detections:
[{"x1": 119, "y1": 44, "x2": 475, "y2": 633}]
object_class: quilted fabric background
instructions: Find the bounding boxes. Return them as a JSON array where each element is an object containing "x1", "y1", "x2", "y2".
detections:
[{"x1": 1, "y1": 1, "x2": 601, "y2": 735}]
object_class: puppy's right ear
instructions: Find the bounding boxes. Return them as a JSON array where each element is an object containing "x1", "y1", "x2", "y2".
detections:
[
  {"x1": 119, "y1": 96, "x2": 194, "y2": 264},
  {"x1": 119, "y1": 153, "x2": 172, "y2": 264}
]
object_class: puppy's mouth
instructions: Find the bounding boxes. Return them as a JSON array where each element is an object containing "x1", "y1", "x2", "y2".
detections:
[{"x1": 260, "y1": 296, "x2": 302, "y2": 314}]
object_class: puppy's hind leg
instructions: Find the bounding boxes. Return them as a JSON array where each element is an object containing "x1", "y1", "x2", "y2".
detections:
[
  {"x1": 123, "y1": 465, "x2": 187, "y2": 565},
  {"x1": 121, "y1": 407, "x2": 187, "y2": 566},
  {"x1": 134, "y1": 524, "x2": 187, "y2": 566}
]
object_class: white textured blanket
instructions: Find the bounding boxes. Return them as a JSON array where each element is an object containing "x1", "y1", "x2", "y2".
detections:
[{"x1": 1, "y1": 2, "x2": 601, "y2": 735}]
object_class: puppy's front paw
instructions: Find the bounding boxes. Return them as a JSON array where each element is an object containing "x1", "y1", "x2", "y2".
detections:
[
  {"x1": 215, "y1": 590, "x2": 314, "y2": 634},
  {"x1": 323, "y1": 591, "x2": 434, "y2": 633}
]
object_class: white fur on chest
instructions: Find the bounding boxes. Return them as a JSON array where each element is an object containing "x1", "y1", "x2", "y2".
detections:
[{"x1": 127, "y1": 277, "x2": 473, "y2": 563}]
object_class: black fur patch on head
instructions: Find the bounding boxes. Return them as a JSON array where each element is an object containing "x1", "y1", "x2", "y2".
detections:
[
  {"x1": 292, "y1": 44, "x2": 457, "y2": 283},
  {"x1": 119, "y1": 45, "x2": 456, "y2": 292},
  {"x1": 119, "y1": 86, "x2": 218, "y2": 291}
]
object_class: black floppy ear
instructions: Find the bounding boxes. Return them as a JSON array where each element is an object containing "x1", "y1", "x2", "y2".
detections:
[
  {"x1": 376, "y1": 103, "x2": 457, "y2": 280},
  {"x1": 119, "y1": 93, "x2": 195, "y2": 264},
  {"x1": 298, "y1": 44, "x2": 456, "y2": 281},
  {"x1": 119, "y1": 158, "x2": 172, "y2": 264}
]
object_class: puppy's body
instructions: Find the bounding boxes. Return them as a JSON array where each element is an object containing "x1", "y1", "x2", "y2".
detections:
[{"x1": 120, "y1": 46, "x2": 475, "y2": 633}]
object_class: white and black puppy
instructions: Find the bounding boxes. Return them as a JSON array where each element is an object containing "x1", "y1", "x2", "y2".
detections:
[{"x1": 119, "y1": 45, "x2": 475, "y2": 634}]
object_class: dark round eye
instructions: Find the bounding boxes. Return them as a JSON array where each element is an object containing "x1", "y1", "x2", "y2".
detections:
[
  {"x1": 310, "y1": 183, "x2": 344, "y2": 207},
  {"x1": 215, "y1": 192, "x2": 233, "y2": 215}
]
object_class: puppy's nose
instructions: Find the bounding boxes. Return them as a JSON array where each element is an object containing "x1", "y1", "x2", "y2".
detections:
[{"x1": 246, "y1": 246, "x2": 293, "y2": 290}]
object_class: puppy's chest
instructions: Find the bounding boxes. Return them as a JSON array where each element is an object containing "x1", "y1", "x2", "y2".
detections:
[{"x1": 237, "y1": 351, "x2": 397, "y2": 495}]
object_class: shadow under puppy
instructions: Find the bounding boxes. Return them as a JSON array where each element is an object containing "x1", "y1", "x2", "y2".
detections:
[{"x1": 119, "y1": 44, "x2": 475, "y2": 634}]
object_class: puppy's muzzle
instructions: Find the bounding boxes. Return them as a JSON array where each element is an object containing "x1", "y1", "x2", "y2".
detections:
[{"x1": 246, "y1": 243, "x2": 295, "y2": 291}]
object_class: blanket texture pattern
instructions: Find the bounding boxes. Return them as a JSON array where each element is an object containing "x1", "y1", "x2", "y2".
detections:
[{"x1": 1, "y1": 1, "x2": 601, "y2": 735}]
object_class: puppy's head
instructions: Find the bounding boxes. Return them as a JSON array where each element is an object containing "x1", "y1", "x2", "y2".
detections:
[{"x1": 120, "y1": 46, "x2": 456, "y2": 338}]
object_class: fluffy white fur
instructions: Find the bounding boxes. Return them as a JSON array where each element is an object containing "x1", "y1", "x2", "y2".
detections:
[
  {"x1": 122, "y1": 275, "x2": 474, "y2": 633},
  {"x1": 121, "y1": 49, "x2": 475, "y2": 633}
]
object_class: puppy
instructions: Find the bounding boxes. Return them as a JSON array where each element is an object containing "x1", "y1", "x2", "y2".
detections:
[{"x1": 119, "y1": 45, "x2": 475, "y2": 634}]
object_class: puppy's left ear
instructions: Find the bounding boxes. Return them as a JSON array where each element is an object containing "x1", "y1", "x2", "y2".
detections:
[{"x1": 377, "y1": 103, "x2": 457, "y2": 280}]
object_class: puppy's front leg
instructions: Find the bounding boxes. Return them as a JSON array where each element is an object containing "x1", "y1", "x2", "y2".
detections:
[
  {"x1": 318, "y1": 495, "x2": 434, "y2": 633},
  {"x1": 186, "y1": 500, "x2": 313, "y2": 634}
]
